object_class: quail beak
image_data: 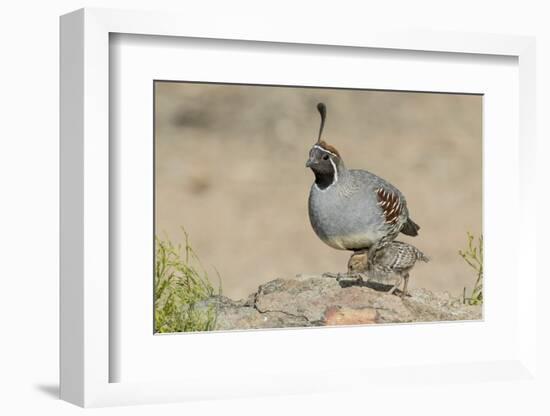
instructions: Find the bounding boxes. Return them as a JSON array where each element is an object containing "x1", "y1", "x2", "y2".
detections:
[{"x1": 306, "y1": 157, "x2": 317, "y2": 168}]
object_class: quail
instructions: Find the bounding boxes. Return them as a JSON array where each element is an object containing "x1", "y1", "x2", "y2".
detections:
[
  {"x1": 306, "y1": 102, "x2": 421, "y2": 264},
  {"x1": 346, "y1": 241, "x2": 429, "y2": 297}
]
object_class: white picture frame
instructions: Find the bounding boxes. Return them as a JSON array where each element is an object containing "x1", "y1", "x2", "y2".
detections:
[{"x1": 60, "y1": 7, "x2": 537, "y2": 408}]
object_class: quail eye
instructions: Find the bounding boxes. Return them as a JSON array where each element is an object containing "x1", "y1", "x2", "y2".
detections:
[{"x1": 322, "y1": 154, "x2": 329, "y2": 161}]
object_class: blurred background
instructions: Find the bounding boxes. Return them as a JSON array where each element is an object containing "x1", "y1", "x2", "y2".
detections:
[{"x1": 155, "y1": 82, "x2": 482, "y2": 300}]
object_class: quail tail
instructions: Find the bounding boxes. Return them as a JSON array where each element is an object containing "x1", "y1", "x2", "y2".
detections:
[
  {"x1": 401, "y1": 218, "x2": 420, "y2": 236},
  {"x1": 417, "y1": 251, "x2": 430, "y2": 263}
]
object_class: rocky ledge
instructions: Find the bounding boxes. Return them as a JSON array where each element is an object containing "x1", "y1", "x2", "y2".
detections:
[{"x1": 197, "y1": 274, "x2": 482, "y2": 330}]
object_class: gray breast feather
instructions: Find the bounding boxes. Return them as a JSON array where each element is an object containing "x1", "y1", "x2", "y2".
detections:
[{"x1": 308, "y1": 168, "x2": 409, "y2": 250}]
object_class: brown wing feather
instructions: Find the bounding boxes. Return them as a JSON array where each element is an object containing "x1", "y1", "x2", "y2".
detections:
[{"x1": 376, "y1": 187, "x2": 402, "y2": 225}]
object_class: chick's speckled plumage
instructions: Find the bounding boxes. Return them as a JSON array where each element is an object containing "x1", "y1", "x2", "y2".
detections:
[
  {"x1": 353, "y1": 241, "x2": 429, "y2": 278},
  {"x1": 346, "y1": 241, "x2": 429, "y2": 297}
]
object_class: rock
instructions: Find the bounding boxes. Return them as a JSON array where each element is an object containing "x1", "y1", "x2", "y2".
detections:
[
  {"x1": 199, "y1": 274, "x2": 481, "y2": 331},
  {"x1": 197, "y1": 295, "x2": 310, "y2": 330},
  {"x1": 323, "y1": 306, "x2": 379, "y2": 325}
]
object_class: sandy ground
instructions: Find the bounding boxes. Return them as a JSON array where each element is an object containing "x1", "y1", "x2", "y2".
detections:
[{"x1": 155, "y1": 82, "x2": 482, "y2": 300}]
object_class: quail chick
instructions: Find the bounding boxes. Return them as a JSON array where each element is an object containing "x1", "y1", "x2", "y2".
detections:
[
  {"x1": 348, "y1": 241, "x2": 429, "y2": 297},
  {"x1": 307, "y1": 103, "x2": 420, "y2": 262}
]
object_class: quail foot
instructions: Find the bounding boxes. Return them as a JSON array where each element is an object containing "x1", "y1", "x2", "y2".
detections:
[{"x1": 307, "y1": 102, "x2": 421, "y2": 270}]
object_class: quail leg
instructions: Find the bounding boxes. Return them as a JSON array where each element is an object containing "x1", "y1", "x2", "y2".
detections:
[
  {"x1": 366, "y1": 244, "x2": 378, "y2": 267},
  {"x1": 400, "y1": 273, "x2": 410, "y2": 298},
  {"x1": 387, "y1": 275, "x2": 403, "y2": 295}
]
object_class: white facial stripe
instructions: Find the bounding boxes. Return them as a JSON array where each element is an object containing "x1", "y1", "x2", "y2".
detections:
[
  {"x1": 329, "y1": 158, "x2": 338, "y2": 184},
  {"x1": 313, "y1": 145, "x2": 338, "y2": 158}
]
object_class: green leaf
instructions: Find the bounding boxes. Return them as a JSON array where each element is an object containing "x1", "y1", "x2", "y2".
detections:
[{"x1": 154, "y1": 230, "x2": 221, "y2": 333}]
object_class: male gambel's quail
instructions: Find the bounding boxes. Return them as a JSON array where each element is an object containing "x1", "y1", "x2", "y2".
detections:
[
  {"x1": 347, "y1": 241, "x2": 429, "y2": 297},
  {"x1": 306, "y1": 102, "x2": 420, "y2": 261}
]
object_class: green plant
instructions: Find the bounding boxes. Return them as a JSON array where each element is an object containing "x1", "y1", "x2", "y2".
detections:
[
  {"x1": 459, "y1": 232, "x2": 483, "y2": 305},
  {"x1": 154, "y1": 230, "x2": 221, "y2": 333}
]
